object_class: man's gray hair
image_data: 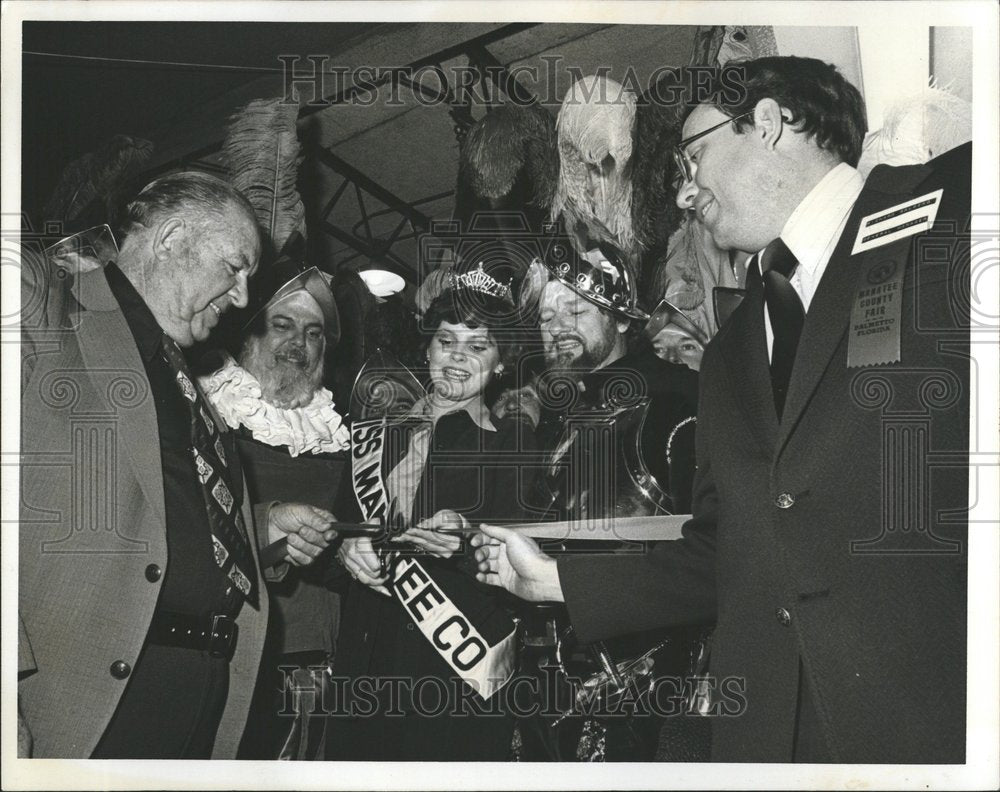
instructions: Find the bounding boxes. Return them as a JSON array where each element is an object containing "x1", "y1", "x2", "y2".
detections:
[{"x1": 118, "y1": 170, "x2": 258, "y2": 241}]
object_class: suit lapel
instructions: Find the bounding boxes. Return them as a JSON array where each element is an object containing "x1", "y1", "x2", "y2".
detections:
[
  {"x1": 719, "y1": 278, "x2": 779, "y2": 457},
  {"x1": 776, "y1": 164, "x2": 930, "y2": 456},
  {"x1": 73, "y1": 294, "x2": 167, "y2": 525}
]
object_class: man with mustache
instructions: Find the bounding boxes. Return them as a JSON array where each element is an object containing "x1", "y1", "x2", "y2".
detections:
[
  {"x1": 199, "y1": 267, "x2": 351, "y2": 759},
  {"x1": 528, "y1": 242, "x2": 700, "y2": 521},
  {"x1": 240, "y1": 290, "x2": 326, "y2": 409},
  {"x1": 502, "y1": 241, "x2": 700, "y2": 761},
  {"x1": 19, "y1": 172, "x2": 337, "y2": 758}
]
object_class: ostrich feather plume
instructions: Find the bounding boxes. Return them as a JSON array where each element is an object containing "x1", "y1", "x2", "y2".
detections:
[
  {"x1": 458, "y1": 102, "x2": 558, "y2": 208},
  {"x1": 223, "y1": 97, "x2": 305, "y2": 256},
  {"x1": 44, "y1": 135, "x2": 154, "y2": 226},
  {"x1": 857, "y1": 82, "x2": 971, "y2": 177}
]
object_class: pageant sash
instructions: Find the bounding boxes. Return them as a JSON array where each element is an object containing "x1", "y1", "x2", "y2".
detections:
[
  {"x1": 350, "y1": 419, "x2": 390, "y2": 521},
  {"x1": 390, "y1": 556, "x2": 517, "y2": 700},
  {"x1": 349, "y1": 417, "x2": 516, "y2": 700}
]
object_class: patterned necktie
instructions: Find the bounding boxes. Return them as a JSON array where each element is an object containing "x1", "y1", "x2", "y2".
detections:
[
  {"x1": 754, "y1": 238, "x2": 804, "y2": 420},
  {"x1": 161, "y1": 336, "x2": 258, "y2": 605}
]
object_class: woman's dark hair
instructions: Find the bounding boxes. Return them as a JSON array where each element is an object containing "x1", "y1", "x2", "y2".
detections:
[{"x1": 421, "y1": 286, "x2": 522, "y2": 370}]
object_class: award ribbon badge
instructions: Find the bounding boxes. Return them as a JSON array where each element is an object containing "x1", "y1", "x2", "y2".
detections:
[{"x1": 847, "y1": 190, "x2": 943, "y2": 368}]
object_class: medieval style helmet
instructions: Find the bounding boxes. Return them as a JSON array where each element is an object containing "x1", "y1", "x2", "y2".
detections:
[
  {"x1": 528, "y1": 238, "x2": 649, "y2": 322},
  {"x1": 244, "y1": 250, "x2": 340, "y2": 346}
]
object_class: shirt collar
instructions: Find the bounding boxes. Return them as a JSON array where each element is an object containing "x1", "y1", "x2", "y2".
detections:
[
  {"x1": 103, "y1": 263, "x2": 166, "y2": 363},
  {"x1": 412, "y1": 394, "x2": 495, "y2": 431},
  {"x1": 780, "y1": 162, "x2": 865, "y2": 274}
]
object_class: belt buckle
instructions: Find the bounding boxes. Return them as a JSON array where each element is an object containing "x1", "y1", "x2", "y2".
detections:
[{"x1": 209, "y1": 614, "x2": 237, "y2": 659}]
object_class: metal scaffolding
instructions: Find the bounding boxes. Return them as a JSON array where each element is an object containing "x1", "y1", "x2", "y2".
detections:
[{"x1": 160, "y1": 23, "x2": 543, "y2": 282}]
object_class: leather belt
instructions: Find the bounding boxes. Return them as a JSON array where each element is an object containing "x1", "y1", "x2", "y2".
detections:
[{"x1": 147, "y1": 611, "x2": 239, "y2": 660}]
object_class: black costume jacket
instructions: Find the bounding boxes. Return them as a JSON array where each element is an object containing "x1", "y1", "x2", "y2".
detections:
[
  {"x1": 537, "y1": 348, "x2": 699, "y2": 521},
  {"x1": 234, "y1": 432, "x2": 346, "y2": 656}
]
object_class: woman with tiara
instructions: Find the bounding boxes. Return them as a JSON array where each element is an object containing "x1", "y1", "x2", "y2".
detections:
[{"x1": 325, "y1": 263, "x2": 541, "y2": 761}]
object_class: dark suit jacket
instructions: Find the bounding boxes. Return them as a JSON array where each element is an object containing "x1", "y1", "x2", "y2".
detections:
[
  {"x1": 19, "y1": 265, "x2": 272, "y2": 758},
  {"x1": 557, "y1": 143, "x2": 971, "y2": 763}
]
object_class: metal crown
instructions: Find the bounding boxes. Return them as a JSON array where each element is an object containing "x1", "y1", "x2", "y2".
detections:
[{"x1": 448, "y1": 262, "x2": 514, "y2": 303}]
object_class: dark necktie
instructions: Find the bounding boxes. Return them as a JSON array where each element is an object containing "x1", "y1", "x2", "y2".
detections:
[
  {"x1": 754, "y1": 238, "x2": 804, "y2": 420},
  {"x1": 161, "y1": 336, "x2": 258, "y2": 605}
]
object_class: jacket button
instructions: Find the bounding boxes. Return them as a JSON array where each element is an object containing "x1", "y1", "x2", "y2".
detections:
[
  {"x1": 144, "y1": 564, "x2": 162, "y2": 582},
  {"x1": 775, "y1": 607, "x2": 792, "y2": 627},
  {"x1": 110, "y1": 660, "x2": 132, "y2": 679},
  {"x1": 775, "y1": 492, "x2": 795, "y2": 509}
]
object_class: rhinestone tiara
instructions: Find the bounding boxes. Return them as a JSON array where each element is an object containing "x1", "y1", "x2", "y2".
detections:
[{"x1": 448, "y1": 262, "x2": 513, "y2": 302}]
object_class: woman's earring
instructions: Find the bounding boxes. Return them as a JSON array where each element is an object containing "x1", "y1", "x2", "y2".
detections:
[{"x1": 494, "y1": 364, "x2": 504, "y2": 376}]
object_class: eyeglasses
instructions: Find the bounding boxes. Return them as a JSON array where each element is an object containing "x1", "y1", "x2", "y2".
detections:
[{"x1": 672, "y1": 110, "x2": 754, "y2": 184}]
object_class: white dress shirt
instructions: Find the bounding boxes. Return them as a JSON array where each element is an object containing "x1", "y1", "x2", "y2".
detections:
[{"x1": 762, "y1": 162, "x2": 866, "y2": 360}]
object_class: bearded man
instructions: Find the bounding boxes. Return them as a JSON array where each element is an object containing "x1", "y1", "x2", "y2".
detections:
[
  {"x1": 530, "y1": 242, "x2": 700, "y2": 520},
  {"x1": 241, "y1": 292, "x2": 326, "y2": 408},
  {"x1": 505, "y1": 241, "x2": 703, "y2": 762},
  {"x1": 199, "y1": 267, "x2": 350, "y2": 759}
]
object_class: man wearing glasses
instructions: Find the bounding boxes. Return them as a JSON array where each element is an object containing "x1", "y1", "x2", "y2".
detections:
[{"x1": 475, "y1": 56, "x2": 970, "y2": 764}]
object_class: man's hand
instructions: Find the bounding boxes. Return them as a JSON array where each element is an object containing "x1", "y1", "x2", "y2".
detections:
[
  {"x1": 267, "y1": 503, "x2": 337, "y2": 566},
  {"x1": 337, "y1": 536, "x2": 391, "y2": 597},
  {"x1": 471, "y1": 524, "x2": 564, "y2": 602},
  {"x1": 400, "y1": 509, "x2": 465, "y2": 558}
]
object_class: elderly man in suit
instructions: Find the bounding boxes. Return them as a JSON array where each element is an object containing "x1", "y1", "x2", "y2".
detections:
[
  {"x1": 19, "y1": 171, "x2": 338, "y2": 758},
  {"x1": 474, "y1": 56, "x2": 970, "y2": 763}
]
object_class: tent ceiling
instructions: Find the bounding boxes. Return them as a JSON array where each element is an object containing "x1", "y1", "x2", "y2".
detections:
[{"x1": 22, "y1": 22, "x2": 701, "y2": 283}]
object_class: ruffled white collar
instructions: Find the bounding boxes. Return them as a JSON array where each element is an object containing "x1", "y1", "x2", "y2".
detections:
[{"x1": 198, "y1": 355, "x2": 350, "y2": 457}]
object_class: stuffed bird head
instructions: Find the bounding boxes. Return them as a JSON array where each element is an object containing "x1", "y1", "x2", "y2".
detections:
[{"x1": 551, "y1": 75, "x2": 638, "y2": 257}]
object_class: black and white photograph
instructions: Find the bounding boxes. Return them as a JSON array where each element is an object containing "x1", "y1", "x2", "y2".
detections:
[{"x1": 2, "y1": 1, "x2": 998, "y2": 789}]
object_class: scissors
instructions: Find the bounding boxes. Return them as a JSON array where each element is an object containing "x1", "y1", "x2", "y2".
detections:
[{"x1": 258, "y1": 496, "x2": 410, "y2": 571}]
